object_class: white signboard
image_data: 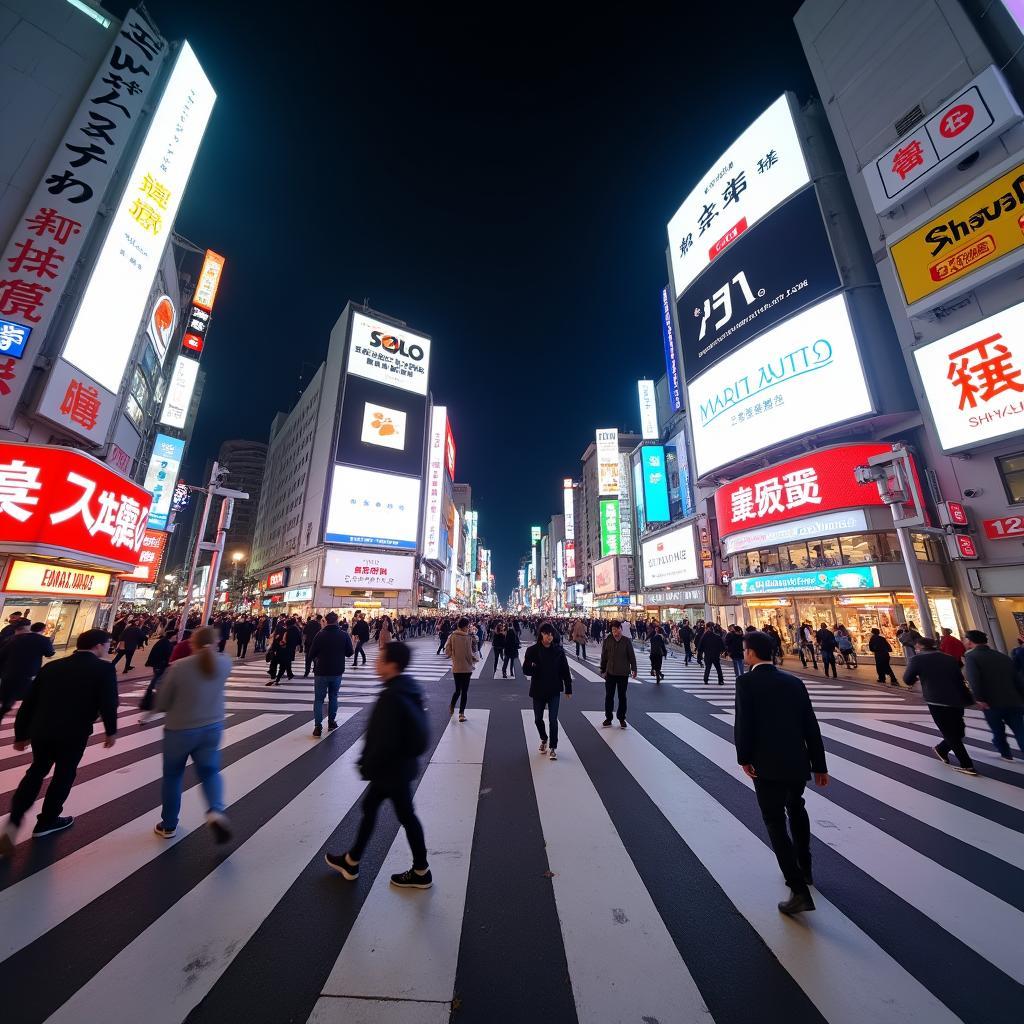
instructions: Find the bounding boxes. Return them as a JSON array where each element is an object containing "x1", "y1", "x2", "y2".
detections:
[
  {"x1": 35, "y1": 358, "x2": 117, "y2": 444},
  {"x1": 0, "y1": 9, "x2": 167, "y2": 429},
  {"x1": 596, "y1": 427, "x2": 619, "y2": 496},
  {"x1": 641, "y1": 524, "x2": 699, "y2": 588},
  {"x1": 346, "y1": 312, "x2": 431, "y2": 396},
  {"x1": 863, "y1": 65, "x2": 1023, "y2": 215},
  {"x1": 562, "y1": 478, "x2": 575, "y2": 541},
  {"x1": 722, "y1": 509, "x2": 869, "y2": 556},
  {"x1": 61, "y1": 43, "x2": 216, "y2": 394},
  {"x1": 159, "y1": 355, "x2": 199, "y2": 429},
  {"x1": 638, "y1": 379, "x2": 659, "y2": 439},
  {"x1": 323, "y1": 548, "x2": 416, "y2": 590},
  {"x1": 325, "y1": 465, "x2": 420, "y2": 549},
  {"x1": 668, "y1": 94, "x2": 809, "y2": 298},
  {"x1": 422, "y1": 405, "x2": 446, "y2": 560},
  {"x1": 618, "y1": 454, "x2": 633, "y2": 555},
  {"x1": 913, "y1": 299, "x2": 1024, "y2": 451},
  {"x1": 687, "y1": 294, "x2": 872, "y2": 477},
  {"x1": 360, "y1": 400, "x2": 408, "y2": 451}
]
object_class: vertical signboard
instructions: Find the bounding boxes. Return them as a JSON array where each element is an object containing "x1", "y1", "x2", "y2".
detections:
[
  {"x1": 158, "y1": 354, "x2": 199, "y2": 428},
  {"x1": 562, "y1": 478, "x2": 575, "y2": 541},
  {"x1": 596, "y1": 428, "x2": 619, "y2": 495},
  {"x1": 423, "y1": 405, "x2": 446, "y2": 560},
  {"x1": 0, "y1": 9, "x2": 168, "y2": 429},
  {"x1": 600, "y1": 499, "x2": 620, "y2": 557},
  {"x1": 661, "y1": 287, "x2": 682, "y2": 413},
  {"x1": 641, "y1": 445, "x2": 670, "y2": 522},
  {"x1": 181, "y1": 249, "x2": 225, "y2": 354},
  {"x1": 638, "y1": 379, "x2": 659, "y2": 438},
  {"x1": 618, "y1": 453, "x2": 633, "y2": 555},
  {"x1": 144, "y1": 433, "x2": 185, "y2": 530}
]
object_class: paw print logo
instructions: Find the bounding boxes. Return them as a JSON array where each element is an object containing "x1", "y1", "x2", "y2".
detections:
[{"x1": 370, "y1": 411, "x2": 396, "y2": 437}]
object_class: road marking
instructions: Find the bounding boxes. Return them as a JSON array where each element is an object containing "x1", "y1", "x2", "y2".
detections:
[{"x1": 470, "y1": 644, "x2": 492, "y2": 678}]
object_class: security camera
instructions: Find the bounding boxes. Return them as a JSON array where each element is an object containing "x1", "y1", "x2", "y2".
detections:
[{"x1": 963, "y1": 488, "x2": 982, "y2": 499}]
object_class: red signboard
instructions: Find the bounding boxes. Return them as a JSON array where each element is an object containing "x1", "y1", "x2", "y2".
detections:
[
  {"x1": 953, "y1": 533, "x2": 978, "y2": 559},
  {"x1": 983, "y1": 515, "x2": 1024, "y2": 540},
  {"x1": 444, "y1": 417, "x2": 456, "y2": 481},
  {"x1": 715, "y1": 443, "x2": 892, "y2": 538},
  {"x1": 264, "y1": 568, "x2": 289, "y2": 590},
  {"x1": 0, "y1": 441, "x2": 152, "y2": 571},
  {"x1": 942, "y1": 501, "x2": 969, "y2": 526},
  {"x1": 119, "y1": 528, "x2": 168, "y2": 584}
]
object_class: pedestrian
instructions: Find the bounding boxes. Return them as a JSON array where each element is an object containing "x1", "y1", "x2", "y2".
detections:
[
  {"x1": 649, "y1": 628, "x2": 667, "y2": 683},
  {"x1": 325, "y1": 641, "x2": 431, "y2": 888},
  {"x1": 797, "y1": 621, "x2": 818, "y2": 669},
  {"x1": 153, "y1": 626, "x2": 233, "y2": 841},
  {"x1": 523, "y1": 623, "x2": 573, "y2": 759},
  {"x1": 502, "y1": 625, "x2": 520, "y2": 678},
  {"x1": 110, "y1": 617, "x2": 144, "y2": 673},
  {"x1": 725, "y1": 625, "x2": 745, "y2": 679},
  {"x1": 378, "y1": 616, "x2": 393, "y2": 649},
  {"x1": 436, "y1": 617, "x2": 451, "y2": 656},
  {"x1": 307, "y1": 612, "x2": 354, "y2": 737},
  {"x1": 899, "y1": 622, "x2": 922, "y2": 663},
  {"x1": 445, "y1": 616, "x2": 477, "y2": 721},
  {"x1": 0, "y1": 618, "x2": 55, "y2": 724},
  {"x1": 963, "y1": 629, "x2": 1024, "y2": 763},
  {"x1": 938, "y1": 627, "x2": 966, "y2": 665},
  {"x1": 492, "y1": 622, "x2": 506, "y2": 674},
  {"x1": 302, "y1": 615, "x2": 322, "y2": 677},
  {"x1": 233, "y1": 616, "x2": 254, "y2": 660},
  {"x1": 868, "y1": 628, "x2": 898, "y2": 685},
  {"x1": 0, "y1": 629, "x2": 118, "y2": 855},
  {"x1": 599, "y1": 620, "x2": 637, "y2": 728},
  {"x1": 619, "y1": 618, "x2": 633, "y2": 640},
  {"x1": 140, "y1": 630, "x2": 173, "y2": 711},
  {"x1": 903, "y1": 635, "x2": 977, "y2": 774},
  {"x1": 352, "y1": 611, "x2": 370, "y2": 668},
  {"x1": 679, "y1": 620, "x2": 694, "y2": 665},
  {"x1": 273, "y1": 618, "x2": 301, "y2": 683},
  {"x1": 570, "y1": 618, "x2": 588, "y2": 659},
  {"x1": 216, "y1": 615, "x2": 232, "y2": 654},
  {"x1": 816, "y1": 623, "x2": 838, "y2": 679},
  {"x1": 698, "y1": 625, "x2": 725, "y2": 685},
  {"x1": 835, "y1": 625, "x2": 855, "y2": 668},
  {"x1": 735, "y1": 631, "x2": 828, "y2": 915},
  {"x1": 0, "y1": 611, "x2": 25, "y2": 643}
]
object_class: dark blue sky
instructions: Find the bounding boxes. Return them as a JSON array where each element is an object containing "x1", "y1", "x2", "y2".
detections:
[{"x1": 111, "y1": 1, "x2": 812, "y2": 592}]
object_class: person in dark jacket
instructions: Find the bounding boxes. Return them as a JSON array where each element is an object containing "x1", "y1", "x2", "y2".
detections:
[
  {"x1": 273, "y1": 619, "x2": 302, "y2": 683},
  {"x1": 233, "y1": 617, "x2": 255, "y2": 660},
  {"x1": 522, "y1": 624, "x2": 573, "y2": 758},
  {"x1": 302, "y1": 616, "x2": 322, "y2": 677},
  {"x1": 111, "y1": 619, "x2": 144, "y2": 673},
  {"x1": 698, "y1": 626, "x2": 725, "y2": 685},
  {"x1": 216, "y1": 616, "x2": 232, "y2": 653},
  {"x1": 352, "y1": 612, "x2": 371, "y2": 667},
  {"x1": 815, "y1": 624, "x2": 838, "y2": 678},
  {"x1": 325, "y1": 642, "x2": 431, "y2": 889},
  {"x1": 599, "y1": 621, "x2": 638, "y2": 727},
  {"x1": 0, "y1": 611, "x2": 26, "y2": 643},
  {"x1": 735, "y1": 631, "x2": 828, "y2": 916},
  {"x1": 963, "y1": 629, "x2": 1024, "y2": 762},
  {"x1": 307, "y1": 613, "x2": 354, "y2": 736},
  {"x1": 724, "y1": 626, "x2": 745, "y2": 679},
  {"x1": 0, "y1": 619, "x2": 55, "y2": 723},
  {"x1": 868, "y1": 628, "x2": 898, "y2": 685},
  {"x1": 679, "y1": 621, "x2": 694, "y2": 665},
  {"x1": 903, "y1": 637, "x2": 976, "y2": 774},
  {"x1": 140, "y1": 631, "x2": 174, "y2": 710},
  {"x1": 0, "y1": 629, "x2": 118, "y2": 855},
  {"x1": 502, "y1": 627, "x2": 521, "y2": 678},
  {"x1": 649, "y1": 630, "x2": 668, "y2": 683}
]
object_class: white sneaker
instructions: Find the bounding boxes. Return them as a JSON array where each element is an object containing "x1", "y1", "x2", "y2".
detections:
[
  {"x1": 549, "y1": 749, "x2": 558, "y2": 760},
  {"x1": 539, "y1": 740, "x2": 547, "y2": 754}
]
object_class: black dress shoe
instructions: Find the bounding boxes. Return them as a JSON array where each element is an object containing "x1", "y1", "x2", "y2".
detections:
[{"x1": 778, "y1": 889, "x2": 815, "y2": 915}]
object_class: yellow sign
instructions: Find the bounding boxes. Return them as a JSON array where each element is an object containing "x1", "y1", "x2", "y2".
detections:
[
  {"x1": 889, "y1": 161, "x2": 1024, "y2": 305},
  {"x1": 3, "y1": 560, "x2": 111, "y2": 598}
]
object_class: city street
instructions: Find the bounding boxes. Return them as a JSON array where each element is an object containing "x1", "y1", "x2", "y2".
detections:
[{"x1": 0, "y1": 633, "x2": 1019, "y2": 1024}]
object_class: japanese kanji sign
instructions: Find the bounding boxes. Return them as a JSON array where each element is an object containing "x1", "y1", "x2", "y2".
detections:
[
  {"x1": 667, "y1": 94, "x2": 809, "y2": 299},
  {"x1": 0, "y1": 441, "x2": 153, "y2": 571},
  {"x1": 322, "y1": 549, "x2": 416, "y2": 591},
  {"x1": 864, "y1": 65, "x2": 1022, "y2": 215},
  {"x1": 0, "y1": 9, "x2": 167, "y2": 429},
  {"x1": 35, "y1": 358, "x2": 117, "y2": 445},
  {"x1": 714, "y1": 443, "x2": 893, "y2": 538},
  {"x1": 913, "y1": 299, "x2": 1024, "y2": 451},
  {"x1": 118, "y1": 528, "x2": 168, "y2": 583}
]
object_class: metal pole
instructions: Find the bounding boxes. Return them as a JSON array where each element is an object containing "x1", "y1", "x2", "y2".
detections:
[
  {"x1": 177, "y1": 461, "x2": 219, "y2": 642},
  {"x1": 201, "y1": 496, "x2": 234, "y2": 626},
  {"x1": 895, "y1": 525, "x2": 936, "y2": 639}
]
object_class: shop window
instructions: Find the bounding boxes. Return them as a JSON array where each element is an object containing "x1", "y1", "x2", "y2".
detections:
[
  {"x1": 911, "y1": 532, "x2": 945, "y2": 564},
  {"x1": 996, "y1": 452, "x2": 1024, "y2": 504},
  {"x1": 758, "y1": 547, "x2": 781, "y2": 572},
  {"x1": 808, "y1": 536, "x2": 841, "y2": 569},
  {"x1": 878, "y1": 533, "x2": 904, "y2": 563},
  {"x1": 839, "y1": 534, "x2": 875, "y2": 564},
  {"x1": 779, "y1": 542, "x2": 809, "y2": 571}
]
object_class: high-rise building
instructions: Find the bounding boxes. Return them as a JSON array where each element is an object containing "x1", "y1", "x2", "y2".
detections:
[{"x1": 215, "y1": 439, "x2": 267, "y2": 559}]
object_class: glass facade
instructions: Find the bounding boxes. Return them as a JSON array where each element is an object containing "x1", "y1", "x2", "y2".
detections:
[{"x1": 734, "y1": 532, "x2": 944, "y2": 576}]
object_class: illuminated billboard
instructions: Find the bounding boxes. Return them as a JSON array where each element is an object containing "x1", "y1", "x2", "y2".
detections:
[
  {"x1": 325, "y1": 465, "x2": 420, "y2": 549},
  {"x1": 144, "y1": 433, "x2": 184, "y2": 530},
  {"x1": 596, "y1": 428, "x2": 619, "y2": 495},
  {"x1": 159, "y1": 355, "x2": 200, "y2": 429}
]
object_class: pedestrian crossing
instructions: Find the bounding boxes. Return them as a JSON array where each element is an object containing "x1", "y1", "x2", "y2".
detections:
[{"x1": 1, "y1": 631, "x2": 1022, "y2": 1022}]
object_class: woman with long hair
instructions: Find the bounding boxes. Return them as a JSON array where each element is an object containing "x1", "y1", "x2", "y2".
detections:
[{"x1": 154, "y1": 626, "x2": 233, "y2": 843}]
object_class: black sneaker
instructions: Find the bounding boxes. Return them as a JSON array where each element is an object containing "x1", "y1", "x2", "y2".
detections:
[
  {"x1": 778, "y1": 889, "x2": 815, "y2": 915},
  {"x1": 953, "y1": 764, "x2": 978, "y2": 776},
  {"x1": 328, "y1": 720, "x2": 338, "y2": 731},
  {"x1": 325, "y1": 851, "x2": 359, "y2": 880},
  {"x1": 602, "y1": 718, "x2": 612, "y2": 727},
  {"x1": 313, "y1": 725, "x2": 322, "y2": 737},
  {"x1": 32, "y1": 816, "x2": 74, "y2": 838},
  {"x1": 933, "y1": 745, "x2": 951, "y2": 766},
  {"x1": 619, "y1": 720, "x2": 628, "y2": 729},
  {"x1": 391, "y1": 867, "x2": 432, "y2": 889}
]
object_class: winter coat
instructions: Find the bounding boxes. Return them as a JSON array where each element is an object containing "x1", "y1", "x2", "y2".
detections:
[
  {"x1": 445, "y1": 629, "x2": 477, "y2": 673},
  {"x1": 522, "y1": 642, "x2": 573, "y2": 699},
  {"x1": 359, "y1": 674, "x2": 429, "y2": 784}
]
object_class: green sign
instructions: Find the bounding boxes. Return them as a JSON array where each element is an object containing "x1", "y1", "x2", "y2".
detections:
[{"x1": 600, "y1": 499, "x2": 620, "y2": 557}]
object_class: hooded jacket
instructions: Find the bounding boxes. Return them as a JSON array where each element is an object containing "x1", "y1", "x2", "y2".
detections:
[
  {"x1": 359, "y1": 673, "x2": 428, "y2": 784},
  {"x1": 445, "y1": 629, "x2": 477, "y2": 673}
]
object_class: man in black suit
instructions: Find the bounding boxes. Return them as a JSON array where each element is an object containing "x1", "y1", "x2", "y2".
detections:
[
  {"x1": 0, "y1": 629, "x2": 118, "y2": 856},
  {"x1": 0, "y1": 618, "x2": 55, "y2": 723},
  {"x1": 735, "y1": 631, "x2": 829, "y2": 915}
]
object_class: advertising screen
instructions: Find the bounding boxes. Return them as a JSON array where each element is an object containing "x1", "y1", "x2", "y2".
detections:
[
  {"x1": 641, "y1": 524, "x2": 699, "y2": 588},
  {"x1": 593, "y1": 556, "x2": 619, "y2": 596},
  {"x1": 159, "y1": 355, "x2": 199, "y2": 429},
  {"x1": 422, "y1": 405, "x2": 447, "y2": 560},
  {"x1": 562, "y1": 479, "x2": 575, "y2": 541},
  {"x1": 596, "y1": 428, "x2": 619, "y2": 495},
  {"x1": 193, "y1": 249, "x2": 226, "y2": 311},
  {"x1": 147, "y1": 295, "x2": 176, "y2": 366},
  {"x1": 687, "y1": 294, "x2": 873, "y2": 477},
  {"x1": 618, "y1": 454, "x2": 633, "y2": 555},
  {"x1": 676, "y1": 186, "x2": 840, "y2": 378},
  {"x1": 661, "y1": 288, "x2": 683, "y2": 412},
  {"x1": 334, "y1": 373, "x2": 426, "y2": 476},
  {"x1": 324, "y1": 465, "x2": 420, "y2": 549},
  {"x1": 144, "y1": 433, "x2": 185, "y2": 530},
  {"x1": 913, "y1": 299, "x2": 1024, "y2": 451},
  {"x1": 444, "y1": 417, "x2": 456, "y2": 480},
  {"x1": 731, "y1": 566, "x2": 879, "y2": 596},
  {"x1": 668, "y1": 94, "x2": 809, "y2": 298},
  {"x1": 360, "y1": 401, "x2": 408, "y2": 451},
  {"x1": 61, "y1": 43, "x2": 216, "y2": 394},
  {"x1": 640, "y1": 446, "x2": 670, "y2": 522},
  {"x1": 722, "y1": 509, "x2": 869, "y2": 557},
  {"x1": 346, "y1": 312, "x2": 431, "y2": 396},
  {"x1": 119, "y1": 528, "x2": 168, "y2": 583},
  {"x1": 638, "y1": 380, "x2": 659, "y2": 438},
  {"x1": 599, "y1": 499, "x2": 620, "y2": 557},
  {"x1": 323, "y1": 549, "x2": 416, "y2": 590},
  {"x1": 633, "y1": 458, "x2": 647, "y2": 535}
]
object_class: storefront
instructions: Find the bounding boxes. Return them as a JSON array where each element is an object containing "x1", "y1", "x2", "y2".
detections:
[
  {"x1": 640, "y1": 585, "x2": 706, "y2": 621},
  {"x1": 319, "y1": 548, "x2": 416, "y2": 619},
  {"x1": 968, "y1": 564, "x2": 1024, "y2": 652}
]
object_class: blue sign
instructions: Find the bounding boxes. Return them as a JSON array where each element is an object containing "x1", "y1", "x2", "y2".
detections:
[
  {"x1": 0, "y1": 318, "x2": 31, "y2": 359},
  {"x1": 661, "y1": 287, "x2": 682, "y2": 412},
  {"x1": 731, "y1": 566, "x2": 880, "y2": 597},
  {"x1": 144, "y1": 433, "x2": 185, "y2": 531},
  {"x1": 641, "y1": 445, "x2": 670, "y2": 523}
]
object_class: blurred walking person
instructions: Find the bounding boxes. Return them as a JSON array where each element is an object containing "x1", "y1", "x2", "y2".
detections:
[{"x1": 964, "y1": 630, "x2": 1024, "y2": 762}]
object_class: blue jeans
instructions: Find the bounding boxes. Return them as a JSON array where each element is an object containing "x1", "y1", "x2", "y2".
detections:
[
  {"x1": 731, "y1": 657, "x2": 745, "y2": 678},
  {"x1": 314, "y1": 674, "x2": 342, "y2": 726},
  {"x1": 533, "y1": 692, "x2": 561, "y2": 749},
  {"x1": 161, "y1": 723, "x2": 224, "y2": 830},
  {"x1": 983, "y1": 707, "x2": 1024, "y2": 757}
]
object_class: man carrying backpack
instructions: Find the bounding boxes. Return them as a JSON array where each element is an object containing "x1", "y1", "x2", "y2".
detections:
[{"x1": 325, "y1": 641, "x2": 432, "y2": 889}]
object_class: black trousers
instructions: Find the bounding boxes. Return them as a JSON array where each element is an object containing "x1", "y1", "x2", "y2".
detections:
[
  {"x1": 451, "y1": 672, "x2": 471, "y2": 713},
  {"x1": 111, "y1": 646, "x2": 137, "y2": 671},
  {"x1": 236, "y1": 639, "x2": 249, "y2": 659},
  {"x1": 753, "y1": 777, "x2": 811, "y2": 892},
  {"x1": 798, "y1": 644, "x2": 817, "y2": 668},
  {"x1": 10, "y1": 736, "x2": 90, "y2": 826},
  {"x1": 350, "y1": 779, "x2": 428, "y2": 869},
  {"x1": 651, "y1": 655, "x2": 664, "y2": 681},
  {"x1": 929, "y1": 704, "x2": 974, "y2": 768},
  {"x1": 492, "y1": 646, "x2": 502, "y2": 672},
  {"x1": 874, "y1": 654, "x2": 897, "y2": 683},
  {"x1": 683, "y1": 641, "x2": 693, "y2": 664},
  {"x1": 703, "y1": 655, "x2": 724, "y2": 684},
  {"x1": 821, "y1": 651, "x2": 837, "y2": 678},
  {"x1": 353, "y1": 643, "x2": 367, "y2": 666},
  {"x1": 604, "y1": 675, "x2": 628, "y2": 721},
  {"x1": 574, "y1": 641, "x2": 587, "y2": 659},
  {"x1": 275, "y1": 653, "x2": 294, "y2": 680},
  {"x1": 0, "y1": 674, "x2": 31, "y2": 721},
  {"x1": 502, "y1": 653, "x2": 516, "y2": 676}
]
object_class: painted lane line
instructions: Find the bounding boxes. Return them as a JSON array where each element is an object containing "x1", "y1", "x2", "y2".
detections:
[
  {"x1": 470, "y1": 644, "x2": 492, "y2": 679},
  {"x1": 519, "y1": 711, "x2": 713, "y2": 1024},
  {"x1": 585, "y1": 712, "x2": 958, "y2": 1024},
  {"x1": 650, "y1": 713, "x2": 1024, "y2": 986}
]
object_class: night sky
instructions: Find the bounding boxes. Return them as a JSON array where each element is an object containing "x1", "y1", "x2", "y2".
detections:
[{"x1": 109, "y1": 1, "x2": 813, "y2": 593}]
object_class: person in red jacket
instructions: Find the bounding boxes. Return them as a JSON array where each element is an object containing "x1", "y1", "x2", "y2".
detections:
[
  {"x1": 170, "y1": 630, "x2": 194, "y2": 663},
  {"x1": 939, "y1": 628, "x2": 966, "y2": 664}
]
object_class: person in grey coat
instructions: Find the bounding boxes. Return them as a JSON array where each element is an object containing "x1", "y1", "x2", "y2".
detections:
[{"x1": 964, "y1": 630, "x2": 1024, "y2": 762}]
